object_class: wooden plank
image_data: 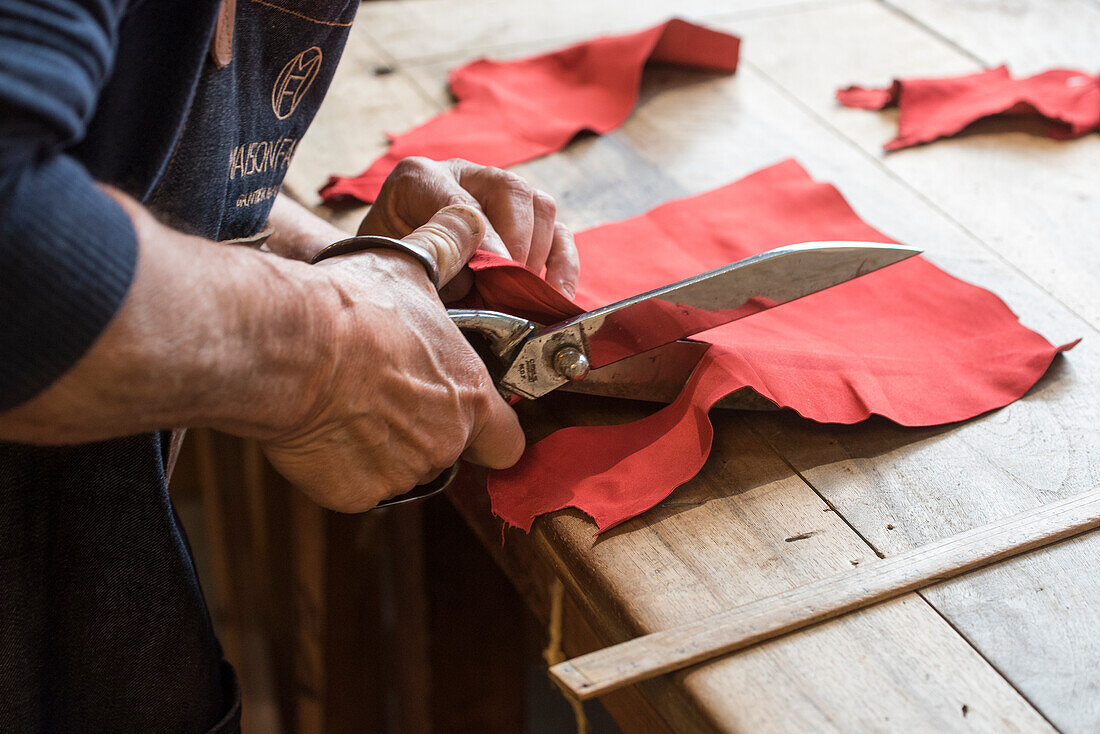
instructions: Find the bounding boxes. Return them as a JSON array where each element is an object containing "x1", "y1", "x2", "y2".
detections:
[
  {"x1": 753, "y1": 401, "x2": 1100, "y2": 733},
  {"x1": 524, "y1": 409, "x2": 1056, "y2": 732},
  {"x1": 286, "y1": 0, "x2": 850, "y2": 214},
  {"x1": 559, "y1": 587, "x2": 679, "y2": 734},
  {"x1": 419, "y1": 497, "x2": 527, "y2": 734},
  {"x1": 320, "y1": 514, "x2": 388, "y2": 734},
  {"x1": 274, "y1": 492, "x2": 393, "y2": 734},
  {"x1": 551, "y1": 491, "x2": 1100, "y2": 699},
  {"x1": 724, "y1": 3, "x2": 1100, "y2": 730},
  {"x1": 886, "y1": 0, "x2": 1100, "y2": 74},
  {"x1": 289, "y1": 491, "x2": 326, "y2": 733},
  {"x1": 284, "y1": 497, "x2": 389, "y2": 734},
  {"x1": 733, "y1": 0, "x2": 1100, "y2": 326},
  {"x1": 386, "y1": 505, "x2": 433, "y2": 734},
  {"x1": 354, "y1": 0, "x2": 845, "y2": 64},
  {"x1": 256, "y1": 459, "x2": 301, "y2": 732}
]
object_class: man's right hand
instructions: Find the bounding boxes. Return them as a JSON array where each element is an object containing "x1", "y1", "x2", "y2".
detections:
[
  {"x1": 259, "y1": 204, "x2": 525, "y2": 511},
  {"x1": 0, "y1": 194, "x2": 525, "y2": 512}
]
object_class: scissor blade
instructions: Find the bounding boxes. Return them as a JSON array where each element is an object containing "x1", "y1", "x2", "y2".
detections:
[
  {"x1": 500, "y1": 241, "x2": 919, "y2": 399},
  {"x1": 556, "y1": 339, "x2": 780, "y2": 410}
]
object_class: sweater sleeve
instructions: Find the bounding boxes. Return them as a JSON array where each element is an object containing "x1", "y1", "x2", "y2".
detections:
[{"x1": 0, "y1": 0, "x2": 139, "y2": 411}]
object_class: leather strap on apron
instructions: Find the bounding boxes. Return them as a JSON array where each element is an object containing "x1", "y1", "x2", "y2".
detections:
[{"x1": 210, "y1": 0, "x2": 236, "y2": 68}]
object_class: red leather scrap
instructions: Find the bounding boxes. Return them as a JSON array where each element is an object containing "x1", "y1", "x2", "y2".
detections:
[
  {"x1": 837, "y1": 66, "x2": 1100, "y2": 150},
  {"x1": 319, "y1": 19, "x2": 740, "y2": 203},
  {"x1": 467, "y1": 160, "x2": 1075, "y2": 533}
]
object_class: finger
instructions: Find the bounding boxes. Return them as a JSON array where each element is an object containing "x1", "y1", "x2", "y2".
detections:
[
  {"x1": 475, "y1": 221, "x2": 512, "y2": 261},
  {"x1": 402, "y1": 204, "x2": 486, "y2": 284},
  {"x1": 438, "y1": 266, "x2": 474, "y2": 303},
  {"x1": 436, "y1": 194, "x2": 510, "y2": 262},
  {"x1": 544, "y1": 223, "x2": 580, "y2": 299},
  {"x1": 363, "y1": 158, "x2": 513, "y2": 262},
  {"x1": 455, "y1": 162, "x2": 536, "y2": 264},
  {"x1": 402, "y1": 159, "x2": 517, "y2": 260},
  {"x1": 528, "y1": 189, "x2": 557, "y2": 276},
  {"x1": 360, "y1": 156, "x2": 446, "y2": 237},
  {"x1": 462, "y1": 391, "x2": 525, "y2": 470},
  {"x1": 413, "y1": 465, "x2": 448, "y2": 490}
]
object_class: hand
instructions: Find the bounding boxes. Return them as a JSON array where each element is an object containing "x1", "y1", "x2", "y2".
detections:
[
  {"x1": 0, "y1": 187, "x2": 522, "y2": 512},
  {"x1": 259, "y1": 204, "x2": 526, "y2": 511},
  {"x1": 360, "y1": 157, "x2": 580, "y2": 299}
]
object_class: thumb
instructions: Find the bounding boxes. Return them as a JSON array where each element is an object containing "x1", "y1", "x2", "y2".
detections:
[
  {"x1": 403, "y1": 204, "x2": 486, "y2": 286},
  {"x1": 462, "y1": 391, "x2": 526, "y2": 470}
]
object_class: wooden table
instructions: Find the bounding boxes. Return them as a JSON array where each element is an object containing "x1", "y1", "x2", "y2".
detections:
[{"x1": 270, "y1": 0, "x2": 1100, "y2": 731}]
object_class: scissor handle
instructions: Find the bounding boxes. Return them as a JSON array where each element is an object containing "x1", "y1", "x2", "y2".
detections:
[
  {"x1": 372, "y1": 463, "x2": 460, "y2": 509},
  {"x1": 446, "y1": 309, "x2": 537, "y2": 361},
  {"x1": 369, "y1": 309, "x2": 538, "y2": 510}
]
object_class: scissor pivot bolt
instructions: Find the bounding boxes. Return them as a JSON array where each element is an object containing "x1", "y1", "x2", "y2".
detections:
[{"x1": 552, "y1": 346, "x2": 590, "y2": 381}]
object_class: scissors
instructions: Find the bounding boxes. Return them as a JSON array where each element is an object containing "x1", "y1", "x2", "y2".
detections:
[{"x1": 320, "y1": 239, "x2": 919, "y2": 508}]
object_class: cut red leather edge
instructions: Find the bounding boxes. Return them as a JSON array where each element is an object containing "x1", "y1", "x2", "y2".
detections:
[
  {"x1": 319, "y1": 19, "x2": 740, "y2": 203},
  {"x1": 470, "y1": 159, "x2": 1077, "y2": 534},
  {"x1": 837, "y1": 65, "x2": 1100, "y2": 150},
  {"x1": 835, "y1": 80, "x2": 901, "y2": 110}
]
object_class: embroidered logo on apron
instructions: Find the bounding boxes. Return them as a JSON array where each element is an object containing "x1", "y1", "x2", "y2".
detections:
[{"x1": 272, "y1": 46, "x2": 323, "y2": 119}]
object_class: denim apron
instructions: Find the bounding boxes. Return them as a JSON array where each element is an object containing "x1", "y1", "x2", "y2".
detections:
[{"x1": 0, "y1": 0, "x2": 355, "y2": 731}]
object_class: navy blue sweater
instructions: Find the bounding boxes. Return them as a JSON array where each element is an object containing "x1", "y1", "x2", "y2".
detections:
[{"x1": 0, "y1": 0, "x2": 141, "y2": 410}]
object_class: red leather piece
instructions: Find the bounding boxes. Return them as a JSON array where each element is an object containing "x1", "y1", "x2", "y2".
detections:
[
  {"x1": 319, "y1": 19, "x2": 739, "y2": 203},
  {"x1": 837, "y1": 66, "x2": 1100, "y2": 150},
  {"x1": 467, "y1": 160, "x2": 1075, "y2": 532}
]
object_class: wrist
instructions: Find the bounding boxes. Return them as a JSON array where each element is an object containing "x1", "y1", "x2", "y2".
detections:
[
  {"x1": 311, "y1": 235, "x2": 440, "y2": 288},
  {"x1": 196, "y1": 247, "x2": 341, "y2": 439},
  {"x1": 265, "y1": 192, "x2": 349, "y2": 262},
  {"x1": 221, "y1": 246, "x2": 436, "y2": 441}
]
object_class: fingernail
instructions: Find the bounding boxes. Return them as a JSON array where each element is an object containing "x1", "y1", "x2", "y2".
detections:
[{"x1": 438, "y1": 204, "x2": 483, "y2": 238}]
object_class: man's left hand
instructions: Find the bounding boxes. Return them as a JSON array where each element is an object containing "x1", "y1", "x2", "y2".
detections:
[{"x1": 360, "y1": 157, "x2": 580, "y2": 300}]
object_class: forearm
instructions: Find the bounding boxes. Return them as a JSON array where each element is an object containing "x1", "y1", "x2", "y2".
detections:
[
  {"x1": 264, "y1": 191, "x2": 350, "y2": 262},
  {"x1": 0, "y1": 0, "x2": 348, "y2": 446},
  {"x1": 0, "y1": 190, "x2": 525, "y2": 508},
  {"x1": 0, "y1": 191, "x2": 336, "y2": 444}
]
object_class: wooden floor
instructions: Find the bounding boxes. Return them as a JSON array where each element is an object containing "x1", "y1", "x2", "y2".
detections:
[{"x1": 273, "y1": 0, "x2": 1100, "y2": 731}]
